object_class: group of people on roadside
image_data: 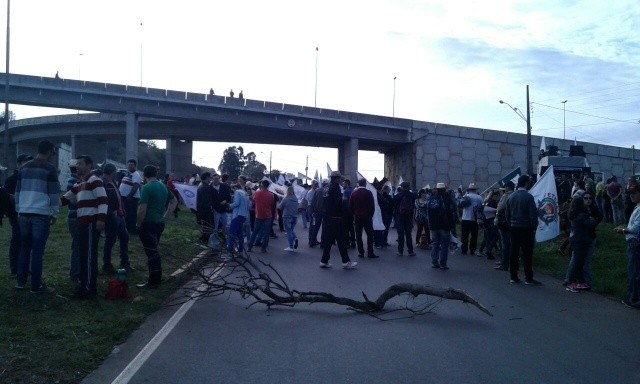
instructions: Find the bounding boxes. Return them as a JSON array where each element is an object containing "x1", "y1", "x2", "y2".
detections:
[{"x1": 1, "y1": 140, "x2": 177, "y2": 298}]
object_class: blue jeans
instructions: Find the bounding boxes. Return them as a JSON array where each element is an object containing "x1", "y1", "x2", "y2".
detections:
[
  {"x1": 104, "y1": 214, "x2": 130, "y2": 268},
  {"x1": 627, "y1": 238, "x2": 640, "y2": 306},
  {"x1": 300, "y1": 210, "x2": 308, "y2": 229},
  {"x1": 249, "y1": 219, "x2": 271, "y2": 250},
  {"x1": 213, "y1": 211, "x2": 228, "y2": 236},
  {"x1": 431, "y1": 229, "x2": 451, "y2": 266},
  {"x1": 9, "y1": 215, "x2": 20, "y2": 275},
  {"x1": 138, "y1": 222, "x2": 165, "y2": 285},
  {"x1": 228, "y1": 215, "x2": 246, "y2": 253},
  {"x1": 309, "y1": 213, "x2": 323, "y2": 245},
  {"x1": 565, "y1": 240, "x2": 590, "y2": 284},
  {"x1": 283, "y1": 216, "x2": 298, "y2": 248},
  {"x1": 16, "y1": 215, "x2": 51, "y2": 289}
]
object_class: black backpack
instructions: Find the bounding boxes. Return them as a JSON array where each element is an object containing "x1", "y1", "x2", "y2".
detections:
[{"x1": 398, "y1": 193, "x2": 414, "y2": 215}]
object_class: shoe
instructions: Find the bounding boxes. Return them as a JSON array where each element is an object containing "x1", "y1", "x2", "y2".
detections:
[
  {"x1": 319, "y1": 262, "x2": 332, "y2": 269},
  {"x1": 358, "y1": 253, "x2": 365, "y2": 258},
  {"x1": 396, "y1": 252, "x2": 403, "y2": 256},
  {"x1": 494, "y1": 266, "x2": 508, "y2": 271},
  {"x1": 495, "y1": 261, "x2": 503, "y2": 265},
  {"x1": 510, "y1": 278, "x2": 521, "y2": 284},
  {"x1": 367, "y1": 254, "x2": 379, "y2": 259},
  {"x1": 31, "y1": 284, "x2": 55, "y2": 294},
  {"x1": 431, "y1": 263, "x2": 440, "y2": 269},
  {"x1": 408, "y1": 252, "x2": 416, "y2": 257},
  {"x1": 440, "y1": 265, "x2": 449, "y2": 270},
  {"x1": 284, "y1": 247, "x2": 295, "y2": 252},
  {"x1": 566, "y1": 283, "x2": 579, "y2": 293},
  {"x1": 576, "y1": 283, "x2": 590, "y2": 290},
  {"x1": 342, "y1": 261, "x2": 358, "y2": 270},
  {"x1": 15, "y1": 282, "x2": 26, "y2": 290},
  {"x1": 293, "y1": 239, "x2": 299, "y2": 249},
  {"x1": 524, "y1": 279, "x2": 543, "y2": 286},
  {"x1": 136, "y1": 282, "x2": 159, "y2": 289}
]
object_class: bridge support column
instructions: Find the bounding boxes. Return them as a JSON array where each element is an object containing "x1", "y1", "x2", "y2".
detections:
[
  {"x1": 125, "y1": 112, "x2": 138, "y2": 161},
  {"x1": 166, "y1": 138, "x2": 193, "y2": 178},
  {"x1": 338, "y1": 137, "x2": 358, "y2": 181}
]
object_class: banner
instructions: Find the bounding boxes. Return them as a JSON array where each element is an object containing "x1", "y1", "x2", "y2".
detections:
[
  {"x1": 498, "y1": 167, "x2": 521, "y2": 187},
  {"x1": 356, "y1": 170, "x2": 385, "y2": 231},
  {"x1": 529, "y1": 165, "x2": 560, "y2": 242},
  {"x1": 292, "y1": 182, "x2": 306, "y2": 203},
  {"x1": 173, "y1": 183, "x2": 198, "y2": 211}
]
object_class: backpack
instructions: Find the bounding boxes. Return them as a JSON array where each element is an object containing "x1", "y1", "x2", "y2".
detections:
[
  {"x1": 398, "y1": 193, "x2": 414, "y2": 216},
  {"x1": 105, "y1": 279, "x2": 131, "y2": 300}
]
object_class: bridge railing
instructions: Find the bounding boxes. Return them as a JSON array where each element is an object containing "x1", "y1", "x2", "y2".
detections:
[{"x1": 0, "y1": 72, "x2": 410, "y2": 129}]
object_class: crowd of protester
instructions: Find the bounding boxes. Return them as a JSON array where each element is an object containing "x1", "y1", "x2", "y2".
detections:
[{"x1": 2, "y1": 141, "x2": 639, "y2": 309}]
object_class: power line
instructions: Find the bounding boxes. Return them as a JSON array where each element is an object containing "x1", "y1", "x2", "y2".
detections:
[{"x1": 531, "y1": 101, "x2": 640, "y2": 125}]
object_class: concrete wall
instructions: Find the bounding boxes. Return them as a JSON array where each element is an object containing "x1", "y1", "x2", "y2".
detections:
[{"x1": 385, "y1": 122, "x2": 640, "y2": 191}]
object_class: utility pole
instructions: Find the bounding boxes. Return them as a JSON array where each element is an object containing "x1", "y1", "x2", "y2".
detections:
[
  {"x1": 526, "y1": 85, "x2": 533, "y2": 176},
  {"x1": 305, "y1": 154, "x2": 308, "y2": 181},
  {"x1": 3, "y1": 0, "x2": 10, "y2": 169}
]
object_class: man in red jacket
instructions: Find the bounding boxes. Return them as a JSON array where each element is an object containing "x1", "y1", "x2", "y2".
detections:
[
  {"x1": 350, "y1": 178, "x2": 378, "y2": 258},
  {"x1": 248, "y1": 180, "x2": 275, "y2": 253}
]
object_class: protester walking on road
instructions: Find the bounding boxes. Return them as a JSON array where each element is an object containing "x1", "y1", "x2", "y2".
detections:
[
  {"x1": 350, "y1": 178, "x2": 377, "y2": 259},
  {"x1": 393, "y1": 181, "x2": 417, "y2": 256},
  {"x1": 426, "y1": 183, "x2": 456, "y2": 269},
  {"x1": 279, "y1": 186, "x2": 299, "y2": 252},
  {"x1": 320, "y1": 171, "x2": 357, "y2": 269}
]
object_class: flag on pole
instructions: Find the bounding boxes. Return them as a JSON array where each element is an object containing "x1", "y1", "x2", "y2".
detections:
[
  {"x1": 326, "y1": 163, "x2": 333, "y2": 177},
  {"x1": 356, "y1": 170, "x2": 385, "y2": 231},
  {"x1": 173, "y1": 183, "x2": 198, "y2": 211},
  {"x1": 314, "y1": 170, "x2": 319, "y2": 184},
  {"x1": 398, "y1": 176, "x2": 404, "y2": 186},
  {"x1": 297, "y1": 172, "x2": 311, "y2": 181},
  {"x1": 498, "y1": 167, "x2": 521, "y2": 187},
  {"x1": 529, "y1": 165, "x2": 560, "y2": 242},
  {"x1": 540, "y1": 137, "x2": 546, "y2": 151},
  {"x1": 277, "y1": 174, "x2": 286, "y2": 186}
]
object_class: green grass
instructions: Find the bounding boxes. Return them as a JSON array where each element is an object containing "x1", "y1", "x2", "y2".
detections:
[
  {"x1": 0, "y1": 207, "x2": 204, "y2": 384},
  {"x1": 0, "y1": 210, "x2": 630, "y2": 383},
  {"x1": 532, "y1": 222, "x2": 628, "y2": 297}
]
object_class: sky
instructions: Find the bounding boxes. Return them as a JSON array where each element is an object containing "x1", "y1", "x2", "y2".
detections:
[{"x1": 2, "y1": 0, "x2": 639, "y2": 181}]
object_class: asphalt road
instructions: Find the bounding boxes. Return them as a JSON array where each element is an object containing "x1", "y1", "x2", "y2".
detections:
[{"x1": 84, "y1": 225, "x2": 640, "y2": 384}]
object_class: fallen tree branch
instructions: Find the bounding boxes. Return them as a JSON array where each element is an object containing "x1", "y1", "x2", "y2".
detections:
[{"x1": 178, "y1": 247, "x2": 492, "y2": 318}]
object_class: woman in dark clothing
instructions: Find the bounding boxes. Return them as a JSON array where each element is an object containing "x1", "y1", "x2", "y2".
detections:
[{"x1": 564, "y1": 194, "x2": 599, "y2": 292}]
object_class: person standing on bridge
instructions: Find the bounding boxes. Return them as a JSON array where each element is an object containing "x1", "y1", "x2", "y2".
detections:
[
  {"x1": 119, "y1": 159, "x2": 142, "y2": 235},
  {"x1": 229, "y1": 89, "x2": 234, "y2": 98}
]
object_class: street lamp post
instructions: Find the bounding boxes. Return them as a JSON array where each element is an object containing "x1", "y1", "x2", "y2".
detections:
[
  {"x1": 393, "y1": 76, "x2": 396, "y2": 117},
  {"x1": 562, "y1": 100, "x2": 567, "y2": 140},
  {"x1": 139, "y1": 22, "x2": 143, "y2": 87},
  {"x1": 499, "y1": 85, "x2": 533, "y2": 175},
  {"x1": 314, "y1": 47, "x2": 318, "y2": 108},
  {"x1": 3, "y1": 0, "x2": 10, "y2": 169}
]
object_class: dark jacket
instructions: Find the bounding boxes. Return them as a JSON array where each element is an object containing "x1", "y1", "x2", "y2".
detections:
[
  {"x1": 323, "y1": 182, "x2": 344, "y2": 218},
  {"x1": 197, "y1": 183, "x2": 214, "y2": 217},
  {"x1": 212, "y1": 183, "x2": 232, "y2": 213},
  {"x1": 103, "y1": 178, "x2": 125, "y2": 217},
  {"x1": 505, "y1": 188, "x2": 538, "y2": 229},
  {"x1": 570, "y1": 212, "x2": 597, "y2": 243},
  {"x1": 426, "y1": 193, "x2": 456, "y2": 231}
]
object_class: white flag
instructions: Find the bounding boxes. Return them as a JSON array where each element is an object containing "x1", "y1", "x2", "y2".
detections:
[
  {"x1": 173, "y1": 183, "x2": 198, "y2": 211},
  {"x1": 356, "y1": 170, "x2": 385, "y2": 231},
  {"x1": 540, "y1": 137, "x2": 546, "y2": 151},
  {"x1": 297, "y1": 172, "x2": 311, "y2": 181},
  {"x1": 277, "y1": 174, "x2": 286, "y2": 186},
  {"x1": 314, "y1": 170, "x2": 319, "y2": 184},
  {"x1": 326, "y1": 163, "x2": 333, "y2": 177},
  {"x1": 529, "y1": 165, "x2": 560, "y2": 242}
]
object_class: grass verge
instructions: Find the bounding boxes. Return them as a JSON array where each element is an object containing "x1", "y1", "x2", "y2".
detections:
[{"x1": 0, "y1": 207, "x2": 204, "y2": 384}]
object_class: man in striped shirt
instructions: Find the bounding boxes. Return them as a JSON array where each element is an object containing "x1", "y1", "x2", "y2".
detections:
[
  {"x1": 15, "y1": 140, "x2": 60, "y2": 293},
  {"x1": 62, "y1": 155, "x2": 108, "y2": 299}
]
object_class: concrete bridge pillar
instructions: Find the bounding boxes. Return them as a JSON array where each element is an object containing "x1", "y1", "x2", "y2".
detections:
[
  {"x1": 384, "y1": 143, "x2": 416, "y2": 189},
  {"x1": 166, "y1": 138, "x2": 193, "y2": 178},
  {"x1": 125, "y1": 112, "x2": 138, "y2": 162},
  {"x1": 338, "y1": 137, "x2": 358, "y2": 181}
]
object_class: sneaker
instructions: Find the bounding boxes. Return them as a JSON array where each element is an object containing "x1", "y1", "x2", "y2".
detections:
[
  {"x1": 293, "y1": 239, "x2": 299, "y2": 249},
  {"x1": 15, "y1": 282, "x2": 26, "y2": 290},
  {"x1": 566, "y1": 283, "x2": 579, "y2": 293},
  {"x1": 319, "y1": 262, "x2": 332, "y2": 269},
  {"x1": 510, "y1": 278, "x2": 521, "y2": 284},
  {"x1": 493, "y1": 266, "x2": 508, "y2": 271},
  {"x1": 408, "y1": 252, "x2": 416, "y2": 257},
  {"x1": 342, "y1": 261, "x2": 358, "y2": 270},
  {"x1": 576, "y1": 283, "x2": 590, "y2": 290},
  {"x1": 440, "y1": 265, "x2": 449, "y2": 270},
  {"x1": 524, "y1": 279, "x2": 543, "y2": 286},
  {"x1": 31, "y1": 284, "x2": 55, "y2": 294},
  {"x1": 284, "y1": 247, "x2": 295, "y2": 252},
  {"x1": 431, "y1": 263, "x2": 440, "y2": 269}
]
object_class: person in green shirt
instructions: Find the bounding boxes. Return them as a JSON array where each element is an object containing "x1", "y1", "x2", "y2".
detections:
[{"x1": 135, "y1": 165, "x2": 177, "y2": 288}]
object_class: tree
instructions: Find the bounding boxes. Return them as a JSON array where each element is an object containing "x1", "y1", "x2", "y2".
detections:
[
  {"x1": 0, "y1": 110, "x2": 16, "y2": 124},
  {"x1": 219, "y1": 146, "x2": 246, "y2": 179},
  {"x1": 242, "y1": 151, "x2": 267, "y2": 181}
]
